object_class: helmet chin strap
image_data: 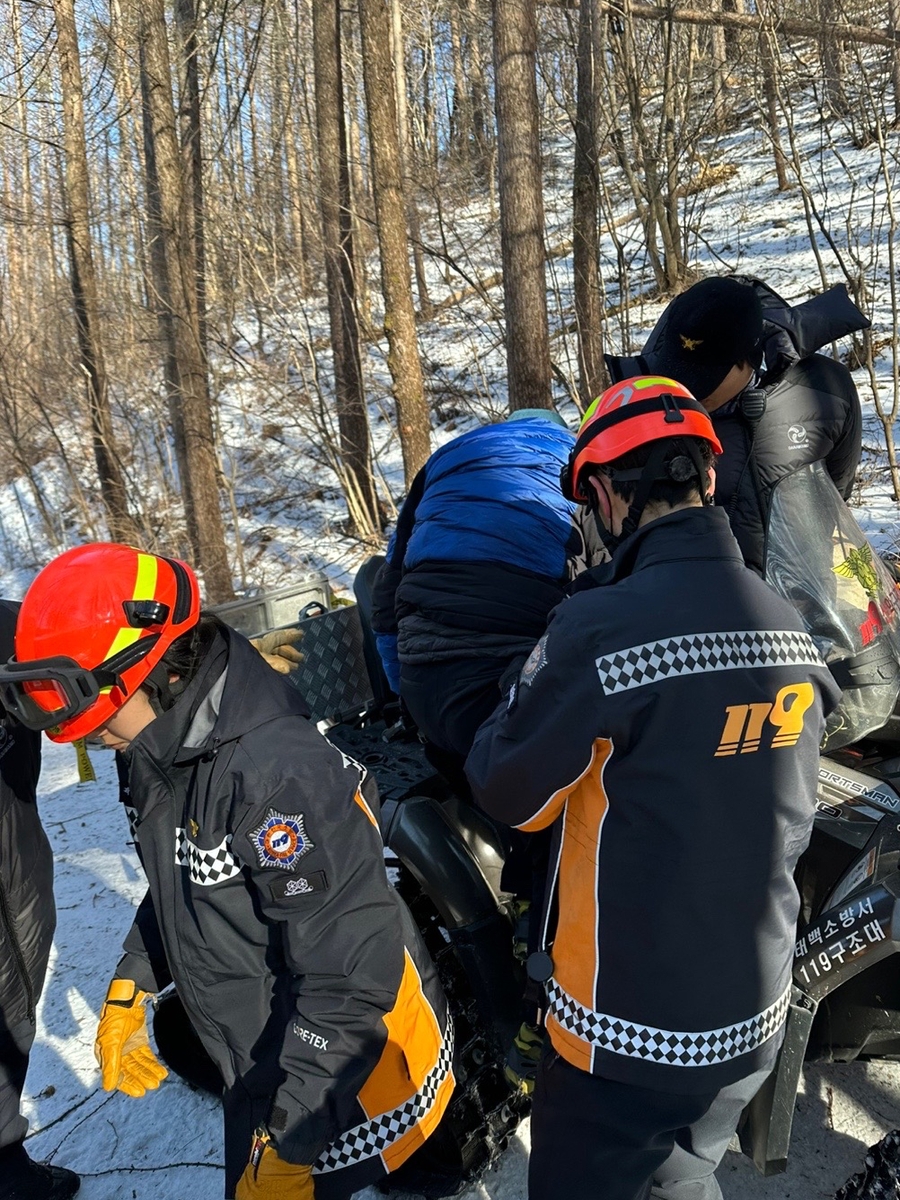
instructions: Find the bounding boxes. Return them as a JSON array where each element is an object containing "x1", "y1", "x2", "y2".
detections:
[
  {"x1": 589, "y1": 476, "x2": 621, "y2": 557},
  {"x1": 142, "y1": 660, "x2": 181, "y2": 716},
  {"x1": 140, "y1": 620, "x2": 217, "y2": 715},
  {"x1": 588, "y1": 441, "x2": 712, "y2": 555},
  {"x1": 590, "y1": 441, "x2": 670, "y2": 555}
]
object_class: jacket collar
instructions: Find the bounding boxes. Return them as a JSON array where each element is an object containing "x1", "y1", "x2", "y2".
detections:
[
  {"x1": 128, "y1": 623, "x2": 309, "y2": 769},
  {"x1": 574, "y1": 506, "x2": 745, "y2": 591},
  {"x1": 188, "y1": 625, "x2": 309, "y2": 759}
]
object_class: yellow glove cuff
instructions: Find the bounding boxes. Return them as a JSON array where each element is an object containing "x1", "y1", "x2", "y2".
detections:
[{"x1": 106, "y1": 978, "x2": 146, "y2": 1006}]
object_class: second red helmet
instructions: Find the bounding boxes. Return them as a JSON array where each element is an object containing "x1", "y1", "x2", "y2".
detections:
[
  {"x1": 1, "y1": 543, "x2": 200, "y2": 742},
  {"x1": 562, "y1": 376, "x2": 724, "y2": 504}
]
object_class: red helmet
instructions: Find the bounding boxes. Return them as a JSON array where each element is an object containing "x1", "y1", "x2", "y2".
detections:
[
  {"x1": 561, "y1": 376, "x2": 723, "y2": 503},
  {"x1": 0, "y1": 544, "x2": 200, "y2": 742}
]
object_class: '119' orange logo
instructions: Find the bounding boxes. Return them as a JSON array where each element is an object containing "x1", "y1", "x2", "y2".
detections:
[{"x1": 715, "y1": 683, "x2": 815, "y2": 757}]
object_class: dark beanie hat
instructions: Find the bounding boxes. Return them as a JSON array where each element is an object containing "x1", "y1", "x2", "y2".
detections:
[{"x1": 645, "y1": 277, "x2": 765, "y2": 401}]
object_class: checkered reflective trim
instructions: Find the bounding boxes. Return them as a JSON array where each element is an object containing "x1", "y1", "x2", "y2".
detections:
[
  {"x1": 313, "y1": 1018, "x2": 454, "y2": 1174},
  {"x1": 124, "y1": 805, "x2": 139, "y2": 842},
  {"x1": 174, "y1": 829, "x2": 244, "y2": 887},
  {"x1": 595, "y1": 630, "x2": 822, "y2": 695},
  {"x1": 547, "y1": 980, "x2": 791, "y2": 1067}
]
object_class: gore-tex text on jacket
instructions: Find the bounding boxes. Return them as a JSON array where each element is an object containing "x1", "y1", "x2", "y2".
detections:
[
  {"x1": 467, "y1": 507, "x2": 841, "y2": 1094},
  {"x1": 117, "y1": 626, "x2": 453, "y2": 1198}
]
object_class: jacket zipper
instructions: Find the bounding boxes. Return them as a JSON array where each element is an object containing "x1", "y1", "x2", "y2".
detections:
[{"x1": 0, "y1": 868, "x2": 36, "y2": 1021}]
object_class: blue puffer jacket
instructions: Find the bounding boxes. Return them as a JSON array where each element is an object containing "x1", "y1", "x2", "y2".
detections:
[
  {"x1": 371, "y1": 420, "x2": 578, "y2": 691},
  {"x1": 404, "y1": 422, "x2": 576, "y2": 574}
]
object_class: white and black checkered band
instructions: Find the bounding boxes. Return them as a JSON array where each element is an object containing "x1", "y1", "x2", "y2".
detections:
[
  {"x1": 595, "y1": 630, "x2": 823, "y2": 695},
  {"x1": 313, "y1": 1018, "x2": 454, "y2": 1174},
  {"x1": 124, "y1": 805, "x2": 139, "y2": 843},
  {"x1": 174, "y1": 829, "x2": 244, "y2": 888},
  {"x1": 547, "y1": 980, "x2": 791, "y2": 1067}
]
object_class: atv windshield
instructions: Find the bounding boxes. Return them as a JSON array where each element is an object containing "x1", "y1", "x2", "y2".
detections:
[{"x1": 764, "y1": 462, "x2": 900, "y2": 751}]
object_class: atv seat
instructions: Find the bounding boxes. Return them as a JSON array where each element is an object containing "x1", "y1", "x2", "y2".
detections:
[{"x1": 353, "y1": 554, "x2": 396, "y2": 714}]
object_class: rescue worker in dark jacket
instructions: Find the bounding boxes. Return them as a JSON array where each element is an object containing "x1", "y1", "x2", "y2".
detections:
[
  {"x1": 0, "y1": 600, "x2": 80, "y2": 1200},
  {"x1": 605, "y1": 275, "x2": 868, "y2": 574},
  {"x1": 466, "y1": 377, "x2": 841, "y2": 1200},
  {"x1": 0, "y1": 545, "x2": 454, "y2": 1200}
]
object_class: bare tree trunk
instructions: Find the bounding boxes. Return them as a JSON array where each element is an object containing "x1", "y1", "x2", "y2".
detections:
[
  {"x1": 448, "y1": 0, "x2": 472, "y2": 163},
  {"x1": 357, "y1": 0, "x2": 432, "y2": 480},
  {"x1": 468, "y1": 5, "x2": 493, "y2": 179},
  {"x1": 493, "y1": 0, "x2": 551, "y2": 409},
  {"x1": 817, "y1": 0, "x2": 850, "y2": 114},
  {"x1": 173, "y1": 0, "x2": 212, "y2": 369},
  {"x1": 891, "y1": 0, "x2": 900, "y2": 121},
  {"x1": 758, "y1": 15, "x2": 790, "y2": 190},
  {"x1": 343, "y1": 32, "x2": 373, "y2": 330},
  {"x1": 709, "y1": 0, "x2": 729, "y2": 131},
  {"x1": 391, "y1": 0, "x2": 433, "y2": 318},
  {"x1": 573, "y1": 0, "x2": 605, "y2": 409},
  {"x1": 52, "y1": 0, "x2": 140, "y2": 543},
  {"x1": 138, "y1": 0, "x2": 234, "y2": 600},
  {"x1": 658, "y1": 10, "x2": 686, "y2": 289},
  {"x1": 274, "y1": 0, "x2": 310, "y2": 290},
  {"x1": 312, "y1": 0, "x2": 381, "y2": 535},
  {"x1": 10, "y1": 2, "x2": 34, "y2": 337},
  {"x1": 721, "y1": 0, "x2": 745, "y2": 57}
]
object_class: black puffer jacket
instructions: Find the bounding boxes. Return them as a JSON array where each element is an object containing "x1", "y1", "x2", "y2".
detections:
[
  {"x1": 606, "y1": 279, "x2": 868, "y2": 573},
  {"x1": 117, "y1": 624, "x2": 453, "y2": 1199},
  {"x1": 0, "y1": 600, "x2": 48, "y2": 1033}
]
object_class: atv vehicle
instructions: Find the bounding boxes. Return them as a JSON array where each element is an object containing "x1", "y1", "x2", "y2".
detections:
[
  {"x1": 152, "y1": 570, "x2": 528, "y2": 1197},
  {"x1": 741, "y1": 462, "x2": 900, "y2": 1177},
  {"x1": 156, "y1": 460, "x2": 900, "y2": 1190}
]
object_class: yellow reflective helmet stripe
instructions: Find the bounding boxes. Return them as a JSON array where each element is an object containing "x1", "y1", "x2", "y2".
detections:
[
  {"x1": 632, "y1": 375, "x2": 681, "y2": 390},
  {"x1": 101, "y1": 552, "x2": 160, "y2": 663}
]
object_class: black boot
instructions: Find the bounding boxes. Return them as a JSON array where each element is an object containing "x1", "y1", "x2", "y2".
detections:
[{"x1": 0, "y1": 1143, "x2": 80, "y2": 1200}]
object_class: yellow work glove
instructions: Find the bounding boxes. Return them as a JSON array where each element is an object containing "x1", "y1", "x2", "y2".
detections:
[
  {"x1": 505, "y1": 1020, "x2": 544, "y2": 1096},
  {"x1": 235, "y1": 1137, "x2": 314, "y2": 1200},
  {"x1": 250, "y1": 628, "x2": 305, "y2": 675},
  {"x1": 94, "y1": 979, "x2": 168, "y2": 1097}
]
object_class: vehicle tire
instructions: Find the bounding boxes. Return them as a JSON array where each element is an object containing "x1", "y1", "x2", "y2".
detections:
[
  {"x1": 835, "y1": 1127, "x2": 900, "y2": 1198},
  {"x1": 382, "y1": 857, "x2": 528, "y2": 1196}
]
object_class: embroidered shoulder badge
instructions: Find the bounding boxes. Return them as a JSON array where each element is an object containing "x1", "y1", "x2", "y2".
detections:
[
  {"x1": 249, "y1": 809, "x2": 314, "y2": 870},
  {"x1": 520, "y1": 634, "x2": 549, "y2": 689}
]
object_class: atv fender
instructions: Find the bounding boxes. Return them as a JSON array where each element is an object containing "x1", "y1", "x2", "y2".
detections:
[
  {"x1": 741, "y1": 872, "x2": 900, "y2": 1175},
  {"x1": 382, "y1": 794, "x2": 523, "y2": 1050}
]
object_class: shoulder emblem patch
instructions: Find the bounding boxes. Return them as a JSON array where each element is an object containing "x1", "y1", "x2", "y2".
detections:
[
  {"x1": 249, "y1": 809, "x2": 314, "y2": 870},
  {"x1": 520, "y1": 634, "x2": 549, "y2": 688}
]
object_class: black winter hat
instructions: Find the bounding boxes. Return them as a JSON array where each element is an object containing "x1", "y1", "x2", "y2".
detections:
[{"x1": 646, "y1": 277, "x2": 765, "y2": 401}]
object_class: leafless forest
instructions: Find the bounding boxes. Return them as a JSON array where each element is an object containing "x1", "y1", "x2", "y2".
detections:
[{"x1": 2, "y1": 0, "x2": 900, "y2": 597}]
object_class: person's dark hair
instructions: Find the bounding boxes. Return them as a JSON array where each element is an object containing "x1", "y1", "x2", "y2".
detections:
[
  {"x1": 139, "y1": 612, "x2": 223, "y2": 712},
  {"x1": 160, "y1": 612, "x2": 222, "y2": 683},
  {"x1": 590, "y1": 437, "x2": 716, "y2": 508}
]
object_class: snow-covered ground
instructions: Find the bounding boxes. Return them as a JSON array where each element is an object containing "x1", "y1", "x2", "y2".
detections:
[{"x1": 16, "y1": 737, "x2": 900, "y2": 1199}]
